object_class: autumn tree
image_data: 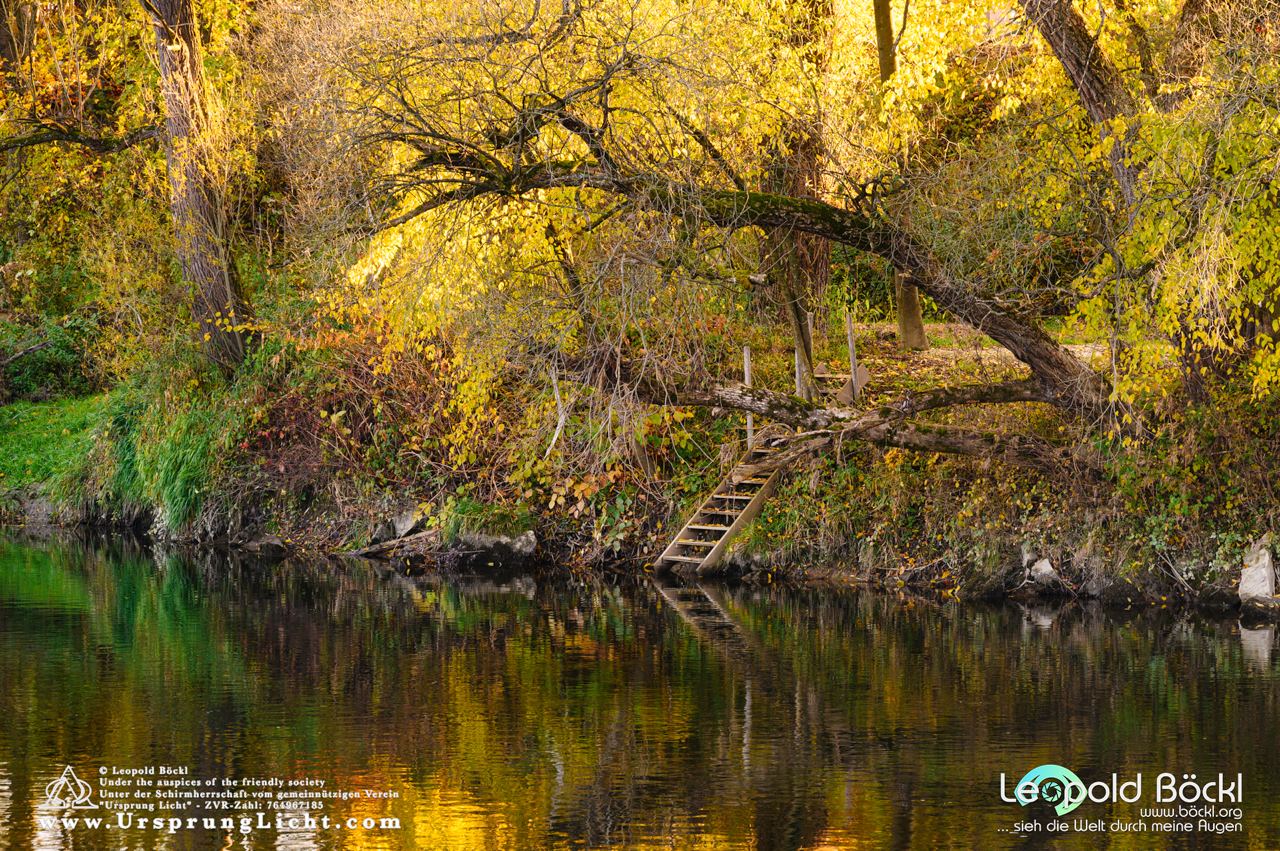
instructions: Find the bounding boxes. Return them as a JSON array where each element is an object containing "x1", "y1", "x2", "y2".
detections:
[
  {"x1": 144, "y1": 0, "x2": 252, "y2": 372},
  {"x1": 0, "y1": 0, "x2": 252, "y2": 373},
  {"x1": 254, "y1": 0, "x2": 1278, "y2": 472},
  {"x1": 1018, "y1": 0, "x2": 1278, "y2": 407}
]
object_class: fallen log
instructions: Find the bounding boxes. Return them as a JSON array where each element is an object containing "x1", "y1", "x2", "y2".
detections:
[{"x1": 348, "y1": 529, "x2": 440, "y2": 559}]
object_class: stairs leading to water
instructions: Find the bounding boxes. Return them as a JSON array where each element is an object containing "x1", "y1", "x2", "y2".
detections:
[{"x1": 654, "y1": 432, "x2": 790, "y2": 575}]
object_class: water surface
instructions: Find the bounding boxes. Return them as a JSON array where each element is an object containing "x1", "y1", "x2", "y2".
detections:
[{"x1": 0, "y1": 535, "x2": 1275, "y2": 849}]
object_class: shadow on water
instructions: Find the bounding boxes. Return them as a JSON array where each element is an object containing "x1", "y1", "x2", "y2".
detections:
[{"x1": 0, "y1": 532, "x2": 1276, "y2": 849}]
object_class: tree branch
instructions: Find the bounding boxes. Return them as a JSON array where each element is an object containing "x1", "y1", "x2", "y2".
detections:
[
  {"x1": 1159, "y1": 0, "x2": 1220, "y2": 110},
  {"x1": 621, "y1": 370, "x2": 1098, "y2": 474},
  {"x1": 0, "y1": 338, "x2": 51, "y2": 366},
  {"x1": 0, "y1": 123, "x2": 162, "y2": 155}
]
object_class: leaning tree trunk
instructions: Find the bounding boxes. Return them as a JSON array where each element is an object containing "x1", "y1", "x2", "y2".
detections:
[
  {"x1": 873, "y1": 0, "x2": 928, "y2": 352},
  {"x1": 147, "y1": 0, "x2": 250, "y2": 373},
  {"x1": 1018, "y1": 0, "x2": 1138, "y2": 207}
]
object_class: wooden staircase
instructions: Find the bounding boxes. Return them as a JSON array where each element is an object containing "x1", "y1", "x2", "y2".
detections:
[{"x1": 654, "y1": 431, "x2": 790, "y2": 576}]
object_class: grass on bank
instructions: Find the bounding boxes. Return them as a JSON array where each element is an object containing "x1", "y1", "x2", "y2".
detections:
[{"x1": 0, "y1": 394, "x2": 107, "y2": 491}]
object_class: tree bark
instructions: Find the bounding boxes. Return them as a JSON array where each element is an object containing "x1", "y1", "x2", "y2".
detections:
[
  {"x1": 1018, "y1": 0, "x2": 1138, "y2": 206},
  {"x1": 0, "y1": 0, "x2": 34, "y2": 83},
  {"x1": 146, "y1": 0, "x2": 251, "y2": 373},
  {"x1": 873, "y1": 0, "x2": 928, "y2": 351},
  {"x1": 763, "y1": 0, "x2": 832, "y2": 401}
]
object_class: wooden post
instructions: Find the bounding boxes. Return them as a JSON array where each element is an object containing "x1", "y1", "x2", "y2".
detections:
[
  {"x1": 846, "y1": 310, "x2": 861, "y2": 402},
  {"x1": 794, "y1": 345, "x2": 802, "y2": 397},
  {"x1": 743, "y1": 345, "x2": 754, "y2": 446}
]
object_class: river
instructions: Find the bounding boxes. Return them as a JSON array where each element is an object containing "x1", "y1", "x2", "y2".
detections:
[{"x1": 0, "y1": 534, "x2": 1275, "y2": 849}]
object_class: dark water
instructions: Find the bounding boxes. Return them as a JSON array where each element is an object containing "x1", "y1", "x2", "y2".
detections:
[{"x1": 0, "y1": 535, "x2": 1276, "y2": 849}]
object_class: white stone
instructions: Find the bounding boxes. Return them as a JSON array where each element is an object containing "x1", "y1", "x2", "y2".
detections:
[
  {"x1": 1029, "y1": 558, "x2": 1059, "y2": 586},
  {"x1": 393, "y1": 509, "x2": 424, "y2": 539},
  {"x1": 1238, "y1": 535, "x2": 1276, "y2": 602},
  {"x1": 1021, "y1": 543, "x2": 1038, "y2": 569},
  {"x1": 459, "y1": 529, "x2": 537, "y2": 559}
]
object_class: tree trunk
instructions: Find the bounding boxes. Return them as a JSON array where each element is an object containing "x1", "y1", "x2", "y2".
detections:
[
  {"x1": 765, "y1": 133, "x2": 823, "y2": 402},
  {"x1": 147, "y1": 0, "x2": 251, "y2": 373},
  {"x1": 763, "y1": 0, "x2": 832, "y2": 401},
  {"x1": 893, "y1": 271, "x2": 928, "y2": 350},
  {"x1": 0, "y1": 1, "x2": 34, "y2": 83},
  {"x1": 873, "y1": 0, "x2": 928, "y2": 351},
  {"x1": 1018, "y1": 0, "x2": 1138, "y2": 207}
]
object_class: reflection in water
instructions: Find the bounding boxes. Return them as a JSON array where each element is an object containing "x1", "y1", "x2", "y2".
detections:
[
  {"x1": 0, "y1": 534, "x2": 1278, "y2": 849},
  {"x1": 1239, "y1": 625, "x2": 1274, "y2": 671}
]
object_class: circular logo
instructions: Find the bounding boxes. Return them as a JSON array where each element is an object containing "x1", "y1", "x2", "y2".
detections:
[{"x1": 1013, "y1": 765, "x2": 1086, "y2": 816}]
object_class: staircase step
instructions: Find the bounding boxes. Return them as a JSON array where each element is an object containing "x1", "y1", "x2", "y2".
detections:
[
  {"x1": 662, "y1": 555, "x2": 705, "y2": 565},
  {"x1": 677, "y1": 539, "x2": 717, "y2": 547},
  {"x1": 688, "y1": 524, "x2": 730, "y2": 531},
  {"x1": 713, "y1": 494, "x2": 754, "y2": 501}
]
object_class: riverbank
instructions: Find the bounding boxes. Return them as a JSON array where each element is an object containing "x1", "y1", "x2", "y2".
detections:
[{"x1": 2, "y1": 321, "x2": 1273, "y2": 614}]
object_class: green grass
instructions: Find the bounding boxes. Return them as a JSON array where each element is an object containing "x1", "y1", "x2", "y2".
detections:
[
  {"x1": 440, "y1": 495, "x2": 534, "y2": 543},
  {"x1": 0, "y1": 394, "x2": 106, "y2": 491},
  {"x1": 92, "y1": 382, "x2": 244, "y2": 528}
]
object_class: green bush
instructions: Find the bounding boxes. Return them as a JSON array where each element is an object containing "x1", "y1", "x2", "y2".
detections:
[{"x1": 0, "y1": 316, "x2": 97, "y2": 402}]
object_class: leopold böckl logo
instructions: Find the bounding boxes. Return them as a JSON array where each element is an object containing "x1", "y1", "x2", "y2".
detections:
[
  {"x1": 45, "y1": 766, "x2": 98, "y2": 810},
  {"x1": 1005, "y1": 764, "x2": 1087, "y2": 816}
]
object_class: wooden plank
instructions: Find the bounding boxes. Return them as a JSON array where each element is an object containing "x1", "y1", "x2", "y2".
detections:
[
  {"x1": 835, "y1": 365, "x2": 870, "y2": 405},
  {"x1": 845, "y1": 309, "x2": 862, "y2": 403}
]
